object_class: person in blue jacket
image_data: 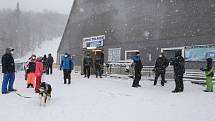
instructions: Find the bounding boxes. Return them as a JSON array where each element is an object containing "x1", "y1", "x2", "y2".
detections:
[
  {"x1": 131, "y1": 52, "x2": 143, "y2": 88},
  {"x1": 60, "y1": 53, "x2": 74, "y2": 84},
  {"x1": 1, "y1": 48, "x2": 17, "y2": 94}
]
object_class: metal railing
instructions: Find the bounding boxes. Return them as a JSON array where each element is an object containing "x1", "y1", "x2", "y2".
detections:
[{"x1": 104, "y1": 63, "x2": 175, "y2": 79}]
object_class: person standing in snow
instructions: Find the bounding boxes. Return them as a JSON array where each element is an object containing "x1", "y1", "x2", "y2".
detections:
[
  {"x1": 47, "y1": 53, "x2": 54, "y2": 75},
  {"x1": 131, "y1": 52, "x2": 143, "y2": 88},
  {"x1": 35, "y1": 57, "x2": 44, "y2": 93},
  {"x1": 171, "y1": 51, "x2": 185, "y2": 93},
  {"x1": 200, "y1": 58, "x2": 214, "y2": 92},
  {"x1": 26, "y1": 54, "x2": 37, "y2": 88},
  {"x1": 95, "y1": 55, "x2": 102, "y2": 78},
  {"x1": 24, "y1": 58, "x2": 31, "y2": 81},
  {"x1": 83, "y1": 54, "x2": 93, "y2": 78},
  {"x1": 153, "y1": 52, "x2": 169, "y2": 86},
  {"x1": 42, "y1": 54, "x2": 48, "y2": 74},
  {"x1": 1, "y1": 48, "x2": 17, "y2": 94},
  {"x1": 60, "y1": 53, "x2": 74, "y2": 84}
]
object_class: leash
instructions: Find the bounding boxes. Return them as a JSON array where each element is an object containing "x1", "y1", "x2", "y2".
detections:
[{"x1": 15, "y1": 91, "x2": 33, "y2": 98}]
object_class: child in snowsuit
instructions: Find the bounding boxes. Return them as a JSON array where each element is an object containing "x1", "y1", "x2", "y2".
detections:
[
  {"x1": 35, "y1": 57, "x2": 44, "y2": 93},
  {"x1": 200, "y1": 58, "x2": 214, "y2": 92},
  {"x1": 26, "y1": 54, "x2": 36, "y2": 88}
]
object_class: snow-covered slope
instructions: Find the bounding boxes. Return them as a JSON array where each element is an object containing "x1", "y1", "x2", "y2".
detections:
[
  {"x1": 0, "y1": 70, "x2": 215, "y2": 121},
  {"x1": 16, "y1": 37, "x2": 61, "y2": 63}
]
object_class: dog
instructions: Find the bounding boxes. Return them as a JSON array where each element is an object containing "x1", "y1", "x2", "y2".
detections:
[{"x1": 38, "y1": 82, "x2": 52, "y2": 104}]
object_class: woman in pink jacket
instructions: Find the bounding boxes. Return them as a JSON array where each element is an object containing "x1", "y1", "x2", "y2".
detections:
[{"x1": 35, "y1": 57, "x2": 44, "y2": 93}]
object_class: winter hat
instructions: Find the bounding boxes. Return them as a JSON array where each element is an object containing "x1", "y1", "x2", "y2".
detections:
[{"x1": 31, "y1": 54, "x2": 36, "y2": 60}]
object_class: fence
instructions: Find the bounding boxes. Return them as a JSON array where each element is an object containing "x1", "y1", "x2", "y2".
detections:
[
  {"x1": 103, "y1": 62, "x2": 215, "y2": 83},
  {"x1": 103, "y1": 62, "x2": 175, "y2": 79}
]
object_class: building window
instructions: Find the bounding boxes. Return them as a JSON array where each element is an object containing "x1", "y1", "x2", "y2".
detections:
[{"x1": 108, "y1": 48, "x2": 121, "y2": 63}]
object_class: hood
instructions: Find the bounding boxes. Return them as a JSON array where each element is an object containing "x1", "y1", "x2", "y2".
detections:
[
  {"x1": 175, "y1": 50, "x2": 182, "y2": 57},
  {"x1": 5, "y1": 48, "x2": 14, "y2": 55},
  {"x1": 206, "y1": 58, "x2": 213, "y2": 67}
]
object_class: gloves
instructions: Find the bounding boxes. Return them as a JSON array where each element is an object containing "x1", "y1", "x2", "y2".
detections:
[{"x1": 60, "y1": 67, "x2": 62, "y2": 70}]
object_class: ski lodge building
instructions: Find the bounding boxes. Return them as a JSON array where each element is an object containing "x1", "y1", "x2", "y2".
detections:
[{"x1": 58, "y1": 0, "x2": 215, "y2": 69}]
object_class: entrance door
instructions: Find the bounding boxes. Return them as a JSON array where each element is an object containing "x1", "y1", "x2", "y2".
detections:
[{"x1": 81, "y1": 48, "x2": 104, "y2": 75}]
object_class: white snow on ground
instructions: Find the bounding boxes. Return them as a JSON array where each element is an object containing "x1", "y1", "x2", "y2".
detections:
[
  {"x1": 16, "y1": 37, "x2": 61, "y2": 63},
  {"x1": 0, "y1": 69, "x2": 215, "y2": 121}
]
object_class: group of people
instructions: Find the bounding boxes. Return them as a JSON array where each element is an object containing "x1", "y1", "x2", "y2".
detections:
[
  {"x1": 42, "y1": 54, "x2": 54, "y2": 75},
  {"x1": 83, "y1": 53, "x2": 104, "y2": 79},
  {"x1": 1, "y1": 47, "x2": 214, "y2": 94},
  {"x1": 152, "y1": 51, "x2": 182, "y2": 92},
  {"x1": 130, "y1": 51, "x2": 184, "y2": 93},
  {"x1": 0, "y1": 47, "x2": 55, "y2": 94},
  {"x1": 131, "y1": 51, "x2": 214, "y2": 93},
  {"x1": 24, "y1": 53, "x2": 54, "y2": 92},
  {"x1": 131, "y1": 51, "x2": 186, "y2": 93}
]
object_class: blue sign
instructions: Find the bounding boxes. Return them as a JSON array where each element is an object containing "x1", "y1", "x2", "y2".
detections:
[{"x1": 185, "y1": 45, "x2": 215, "y2": 61}]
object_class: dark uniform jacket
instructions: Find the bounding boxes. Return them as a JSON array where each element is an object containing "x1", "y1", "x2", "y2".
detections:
[
  {"x1": 154, "y1": 56, "x2": 169, "y2": 72},
  {"x1": 172, "y1": 56, "x2": 185, "y2": 75},
  {"x1": 28, "y1": 61, "x2": 36, "y2": 73},
  {"x1": 83, "y1": 57, "x2": 93, "y2": 67},
  {"x1": 95, "y1": 58, "x2": 102, "y2": 69},
  {"x1": 47, "y1": 56, "x2": 54, "y2": 66}
]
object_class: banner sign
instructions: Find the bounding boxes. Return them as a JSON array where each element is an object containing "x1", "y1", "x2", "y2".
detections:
[
  {"x1": 185, "y1": 45, "x2": 215, "y2": 61},
  {"x1": 83, "y1": 35, "x2": 105, "y2": 48}
]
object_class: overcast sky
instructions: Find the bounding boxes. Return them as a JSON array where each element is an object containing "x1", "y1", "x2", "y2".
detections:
[{"x1": 0, "y1": 0, "x2": 74, "y2": 14}]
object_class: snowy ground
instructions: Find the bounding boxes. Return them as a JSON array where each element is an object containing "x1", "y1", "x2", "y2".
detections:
[{"x1": 0, "y1": 69, "x2": 215, "y2": 121}]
